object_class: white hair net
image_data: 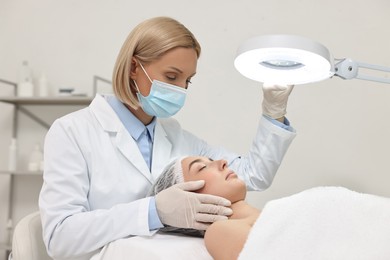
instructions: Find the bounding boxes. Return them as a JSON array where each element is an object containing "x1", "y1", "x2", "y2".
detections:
[{"x1": 148, "y1": 156, "x2": 185, "y2": 197}]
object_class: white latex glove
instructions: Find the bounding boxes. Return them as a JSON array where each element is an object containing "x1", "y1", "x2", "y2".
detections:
[
  {"x1": 262, "y1": 83, "x2": 294, "y2": 119},
  {"x1": 155, "y1": 180, "x2": 232, "y2": 230}
]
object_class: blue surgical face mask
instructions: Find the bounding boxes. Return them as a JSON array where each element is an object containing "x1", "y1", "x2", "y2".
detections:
[{"x1": 134, "y1": 62, "x2": 187, "y2": 118}]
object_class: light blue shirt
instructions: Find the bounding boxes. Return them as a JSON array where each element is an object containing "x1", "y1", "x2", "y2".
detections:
[
  {"x1": 106, "y1": 96, "x2": 156, "y2": 166},
  {"x1": 106, "y1": 95, "x2": 293, "y2": 230},
  {"x1": 106, "y1": 96, "x2": 163, "y2": 230},
  {"x1": 264, "y1": 115, "x2": 294, "y2": 132}
]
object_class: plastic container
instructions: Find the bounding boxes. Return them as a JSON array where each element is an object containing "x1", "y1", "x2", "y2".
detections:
[
  {"x1": 17, "y1": 61, "x2": 35, "y2": 97},
  {"x1": 18, "y1": 81, "x2": 34, "y2": 97},
  {"x1": 28, "y1": 144, "x2": 43, "y2": 172},
  {"x1": 8, "y1": 138, "x2": 17, "y2": 172}
]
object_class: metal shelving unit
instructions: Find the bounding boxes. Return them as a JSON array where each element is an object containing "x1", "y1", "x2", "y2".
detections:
[
  {"x1": 0, "y1": 170, "x2": 43, "y2": 176},
  {"x1": 0, "y1": 95, "x2": 93, "y2": 258},
  {"x1": 0, "y1": 96, "x2": 93, "y2": 105}
]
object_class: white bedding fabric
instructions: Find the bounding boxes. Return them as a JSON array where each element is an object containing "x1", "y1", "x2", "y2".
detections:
[
  {"x1": 239, "y1": 186, "x2": 390, "y2": 260},
  {"x1": 91, "y1": 186, "x2": 390, "y2": 260},
  {"x1": 90, "y1": 232, "x2": 212, "y2": 260}
]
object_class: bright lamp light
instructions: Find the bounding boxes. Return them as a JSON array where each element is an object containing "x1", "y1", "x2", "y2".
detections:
[{"x1": 234, "y1": 34, "x2": 390, "y2": 85}]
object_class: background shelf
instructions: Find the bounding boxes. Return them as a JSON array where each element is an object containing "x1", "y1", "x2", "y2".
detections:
[
  {"x1": 0, "y1": 96, "x2": 93, "y2": 105},
  {"x1": 0, "y1": 170, "x2": 43, "y2": 176}
]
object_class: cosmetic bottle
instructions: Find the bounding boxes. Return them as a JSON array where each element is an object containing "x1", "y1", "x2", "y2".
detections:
[
  {"x1": 8, "y1": 138, "x2": 17, "y2": 172},
  {"x1": 28, "y1": 144, "x2": 43, "y2": 172},
  {"x1": 17, "y1": 61, "x2": 34, "y2": 97}
]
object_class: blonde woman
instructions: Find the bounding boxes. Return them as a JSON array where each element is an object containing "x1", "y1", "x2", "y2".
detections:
[{"x1": 39, "y1": 16, "x2": 295, "y2": 259}]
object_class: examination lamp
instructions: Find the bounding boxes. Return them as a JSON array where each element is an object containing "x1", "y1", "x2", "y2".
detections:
[{"x1": 234, "y1": 34, "x2": 390, "y2": 85}]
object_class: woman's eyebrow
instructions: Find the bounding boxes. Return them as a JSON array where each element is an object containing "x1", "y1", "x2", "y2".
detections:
[
  {"x1": 169, "y1": 66, "x2": 183, "y2": 74},
  {"x1": 168, "y1": 66, "x2": 196, "y2": 77}
]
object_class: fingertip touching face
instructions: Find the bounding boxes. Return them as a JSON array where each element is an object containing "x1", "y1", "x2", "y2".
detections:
[{"x1": 181, "y1": 156, "x2": 247, "y2": 203}]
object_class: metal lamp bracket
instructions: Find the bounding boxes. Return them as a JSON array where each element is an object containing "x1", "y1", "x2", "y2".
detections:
[{"x1": 334, "y1": 58, "x2": 390, "y2": 84}]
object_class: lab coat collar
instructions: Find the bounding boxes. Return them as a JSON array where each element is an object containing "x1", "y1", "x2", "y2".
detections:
[
  {"x1": 151, "y1": 121, "x2": 172, "y2": 180},
  {"x1": 105, "y1": 95, "x2": 156, "y2": 142},
  {"x1": 89, "y1": 94, "x2": 172, "y2": 183},
  {"x1": 90, "y1": 94, "x2": 122, "y2": 132}
]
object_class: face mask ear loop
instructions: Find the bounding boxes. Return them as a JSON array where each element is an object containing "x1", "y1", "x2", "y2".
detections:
[
  {"x1": 133, "y1": 79, "x2": 141, "y2": 93},
  {"x1": 137, "y1": 60, "x2": 153, "y2": 83}
]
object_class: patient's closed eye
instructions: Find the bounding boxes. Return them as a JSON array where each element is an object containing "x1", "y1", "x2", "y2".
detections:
[
  {"x1": 197, "y1": 158, "x2": 214, "y2": 172},
  {"x1": 198, "y1": 164, "x2": 207, "y2": 171},
  {"x1": 192, "y1": 163, "x2": 207, "y2": 172},
  {"x1": 189, "y1": 157, "x2": 214, "y2": 173}
]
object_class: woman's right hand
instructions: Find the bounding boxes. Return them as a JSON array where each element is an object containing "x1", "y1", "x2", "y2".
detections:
[
  {"x1": 262, "y1": 83, "x2": 294, "y2": 120},
  {"x1": 155, "y1": 180, "x2": 233, "y2": 230}
]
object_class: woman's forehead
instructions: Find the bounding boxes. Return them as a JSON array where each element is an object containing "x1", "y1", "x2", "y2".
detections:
[{"x1": 182, "y1": 156, "x2": 210, "y2": 165}]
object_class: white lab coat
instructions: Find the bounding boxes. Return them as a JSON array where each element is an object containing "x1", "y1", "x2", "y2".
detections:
[{"x1": 39, "y1": 94, "x2": 296, "y2": 260}]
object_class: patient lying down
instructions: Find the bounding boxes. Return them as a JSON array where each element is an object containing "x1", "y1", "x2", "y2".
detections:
[
  {"x1": 149, "y1": 156, "x2": 260, "y2": 260},
  {"x1": 149, "y1": 156, "x2": 390, "y2": 260}
]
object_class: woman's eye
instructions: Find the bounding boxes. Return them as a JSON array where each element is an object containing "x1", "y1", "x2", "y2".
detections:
[
  {"x1": 166, "y1": 75, "x2": 176, "y2": 81},
  {"x1": 198, "y1": 165, "x2": 206, "y2": 171}
]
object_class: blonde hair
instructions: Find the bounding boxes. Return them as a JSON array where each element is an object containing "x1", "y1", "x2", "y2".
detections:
[{"x1": 112, "y1": 17, "x2": 201, "y2": 109}]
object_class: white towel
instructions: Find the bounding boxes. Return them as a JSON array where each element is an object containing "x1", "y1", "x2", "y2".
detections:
[{"x1": 239, "y1": 186, "x2": 390, "y2": 260}]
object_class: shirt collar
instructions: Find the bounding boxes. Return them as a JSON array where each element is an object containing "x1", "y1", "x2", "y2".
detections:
[{"x1": 105, "y1": 95, "x2": 156, "y2": 141}]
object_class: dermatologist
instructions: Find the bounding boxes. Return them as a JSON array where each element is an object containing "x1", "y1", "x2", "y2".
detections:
[{"x1": 39, "y1": 16, "x2": 296, "y2": 260}]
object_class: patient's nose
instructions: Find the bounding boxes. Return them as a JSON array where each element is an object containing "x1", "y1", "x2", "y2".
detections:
[{"x1": 217, "y1": 159, "x2": 228, "y2": 171}]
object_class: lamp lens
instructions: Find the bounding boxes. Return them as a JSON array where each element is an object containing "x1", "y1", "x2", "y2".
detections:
[{"x1": 260, "y1": 60, "x2": 304, "y2": 70}]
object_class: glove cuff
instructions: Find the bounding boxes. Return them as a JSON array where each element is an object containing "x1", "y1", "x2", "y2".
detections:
[{"x1": 262, "y1": 104, "x2": 287, "y2": 119}]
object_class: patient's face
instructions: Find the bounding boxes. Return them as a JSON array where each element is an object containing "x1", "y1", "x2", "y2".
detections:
[{"x1": 181, "y1": 156, "x2": 246, "y2": 203}]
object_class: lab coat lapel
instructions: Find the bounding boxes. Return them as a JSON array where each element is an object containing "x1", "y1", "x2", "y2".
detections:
[
  {"x1": 115, "y1": 128, "x2": 153, "y2": 183},
  {"x1": 151, "y1": 121, "x2": 172, "y2": 180},
  {"x1": 90, "y1": 94, "x2": 152, "y2": 182}
]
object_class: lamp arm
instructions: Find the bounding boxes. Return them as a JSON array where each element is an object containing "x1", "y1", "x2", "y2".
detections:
[{"x1": 334, "y1": 58, "x2": 390, "y2": 84}]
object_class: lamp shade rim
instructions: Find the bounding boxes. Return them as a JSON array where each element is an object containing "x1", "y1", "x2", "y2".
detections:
[{"x1": 234, "y1": 34, "x2": 335, "y2": 85}]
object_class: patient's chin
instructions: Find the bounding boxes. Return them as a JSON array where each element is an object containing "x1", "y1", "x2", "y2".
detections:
[{"x1": 220, "y1": 187, "x2": 247, "y2": 204}]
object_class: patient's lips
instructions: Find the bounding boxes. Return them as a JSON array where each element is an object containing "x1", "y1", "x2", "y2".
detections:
[{"x1": 225, "y1": 171, "x2": 237, "y2": 180}]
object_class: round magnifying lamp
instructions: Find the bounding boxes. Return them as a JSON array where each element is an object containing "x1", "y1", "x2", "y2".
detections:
[
  {"x1": 234, "y1": 34, "x2": 335, "y2": 85},
  {"x1": 234, "y1": 34, "x2": 390, "y2": 85}
]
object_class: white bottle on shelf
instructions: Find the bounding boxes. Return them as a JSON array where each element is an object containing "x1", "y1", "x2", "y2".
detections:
[
  {"x1": 17, "y1": 60, "x2": 34, "y2": 97},
  {"x1": 8, "y1": 138, "x2": 17, "y2": 172},
  {"x1": 28, "y1": 144, "x2": 43, "y2": 172}
]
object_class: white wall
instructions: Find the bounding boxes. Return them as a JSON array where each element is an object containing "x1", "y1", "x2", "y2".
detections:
[{"x1": 1, "y1": 0, "x2": 390, "y2": 258}]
